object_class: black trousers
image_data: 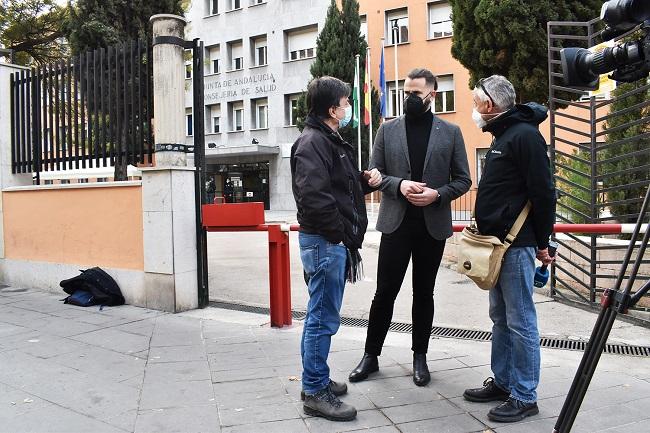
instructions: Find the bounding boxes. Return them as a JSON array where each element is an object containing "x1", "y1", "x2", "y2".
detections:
[{"x1": 365, "y1": 218, "x2": 446, "y2": 355}]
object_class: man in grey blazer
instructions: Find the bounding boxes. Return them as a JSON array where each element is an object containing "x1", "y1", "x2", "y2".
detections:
[{"x1": 349, "y1": 68, "x2": 471, "y2": 386}]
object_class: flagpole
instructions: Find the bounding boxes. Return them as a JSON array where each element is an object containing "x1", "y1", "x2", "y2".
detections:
[
  {"x1": 367, "y1": 47, "x2": 373, "y2": 162},
  {"x1": 366, "y1": 46, "x2": 375, "y2": 209},
  {"x1": 392, "y1": 22, "x2": 399, "y2": 116},
  {"x1": 355, "y1": 53, "x2": 361, "y2": 171}
]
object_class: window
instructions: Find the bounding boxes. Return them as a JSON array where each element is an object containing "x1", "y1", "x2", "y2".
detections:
[
  {"x1": 206, "y1": 0, "x2": 218, "y2": 15},
  {"x1": 207, "y1": 45, "x2": 221, "y2": 74},
  {"x1": 185, "y1": 63, "x2": 192, "y2": 79},
  {"x1": 96, "y1": 177, "x2": 108, "y2": 183},
  {"x1": 252, "y1": 98, "x2": 268, "y2": 129},
  {"x1": 433, "y1": 74, "x2": 455, "y2": 113},
  {"x1": 60, "y1": 179, "x2": 71, "y2": 185},
  {"x1": 286, "y1": 25, "x2": 318, "y2": 61},
  {"x1": 476, "y1": 148, "x2": 489, "y2": 182},
  {"x1": 386, "y1": 8, "x2": 409, "y2": 45},
  {"x1": 186, "y1": 110, "x2": 193, "y2": 136},
  {"x1": 360, "y1": 15, "x2": 368, "y2": 42},
  {"x1": 252, "y1": 36, "x2": 268, "y2": 67},
  {"x1": 79, "y1": 178, "x2": 89, "y2": 184},
  {"x1": 387, "y1": 80, "x2": 405, "y2": 117},
  {"x1": 228, "y1": 0, "x2": 241, "y2": 11},
  {"x1": 286, "y1": 94, "x2": 300, "y2": 126},
  {"x1": 235, "y1": 109, "x2": 243, "y2": 131},
  {"x1": 44, "y1": 180, "x2": 53, "y2": 185},
  {"x1": 289, "y1": 48, "x2": 314, "y2": 61},
  {"x1": 229, "y1": 101, "x2": 244, "y2": 131},
  {"x1": 207, "y1": 104, "x2": 221, "y2": 133},
  {"x1": 228, "y1": 40, "x2": 244, "y2": 71},
  {"x1": 428, "y1": 1, "x2": 453, "y2": 39}
]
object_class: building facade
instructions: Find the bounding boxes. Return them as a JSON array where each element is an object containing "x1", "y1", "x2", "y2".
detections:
[
  {"x1": 359, "y1": 0, "x2": 492, "y2": 194},
  {"x1": 184, "y1": 0, "x2": 330, "y2": 210},
  {"x1": 358, "y1": 0, "x2": 597, "y2": 196},
  {"x1": 184, "y1": 0, "x2": 598, "y2": 211}
]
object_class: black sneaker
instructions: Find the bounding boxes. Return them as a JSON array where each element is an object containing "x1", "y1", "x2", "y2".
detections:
[
  {"x1": 463, "y1": 377, "x2": 510, "y2": 403},
  {"x1": 303, "y1": 387, "x2": 357, "y2": 421},
  {"x1": 488, "y1": 397, "x2": 539, "y2": 423},
  {"x1": 301, "y1": 380, "x2": 347, "y2": 401}
]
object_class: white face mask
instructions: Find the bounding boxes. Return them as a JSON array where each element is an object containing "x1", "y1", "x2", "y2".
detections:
[{"x1": 472, "y1": 108, "x2": 487, "y2": 129}]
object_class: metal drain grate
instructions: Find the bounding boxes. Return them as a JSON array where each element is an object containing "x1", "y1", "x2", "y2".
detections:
[{"x1": 208, "y1": 301, "x2": 650, "y2": 358}]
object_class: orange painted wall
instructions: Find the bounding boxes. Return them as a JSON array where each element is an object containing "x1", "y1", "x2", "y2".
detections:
[{"x1": 3, "y1": 185, "x2": 144, "y2": 270}]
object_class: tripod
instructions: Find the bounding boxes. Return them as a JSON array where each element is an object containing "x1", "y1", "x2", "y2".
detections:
[{"x1": 553, "y1": 186, "x2": 650, "y2": 432}]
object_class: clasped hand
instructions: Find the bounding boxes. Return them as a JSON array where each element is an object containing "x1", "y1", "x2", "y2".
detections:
[{"x1": 400, "y1": 180, "x2": 439, "y2": 207}]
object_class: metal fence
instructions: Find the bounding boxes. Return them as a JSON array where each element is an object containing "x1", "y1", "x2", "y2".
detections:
[
  {"x1": 10, "y1": 40, "x2": 153, "y2": 178},
  {"x1": 548, "y1": 19, "x2": 650, "y2": 321},
  {"x1": 451, "y1": 188, "x2": 475, "y2": 223}
]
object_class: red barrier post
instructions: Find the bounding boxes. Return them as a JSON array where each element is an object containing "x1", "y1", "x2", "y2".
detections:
[{"x1": 268, "y1": 225, "x2": 292, "y2": 328}]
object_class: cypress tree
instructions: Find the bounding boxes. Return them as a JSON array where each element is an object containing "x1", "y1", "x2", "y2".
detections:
[
  {"x1": 64, "y1": 0, "x2": 186, "y2": 180},
  {"x1": 448, "y1": 0, "x2": 602, "y2": 103},
  {"x1": 296, "y1": 0, "x2": 380, "y2": 169},
  {"x1": 66, "y1": 0, "x2": 185, "y2": 54}
]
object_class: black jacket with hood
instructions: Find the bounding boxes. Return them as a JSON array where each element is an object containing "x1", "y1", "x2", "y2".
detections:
[
  {"x1": 291, "y1": 115, "x2": 370, "y2": 251},
  {"x1": 475, "y1": 103, "x2": 556, "y2": 249}
]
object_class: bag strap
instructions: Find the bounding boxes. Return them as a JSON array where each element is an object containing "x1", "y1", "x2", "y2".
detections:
[{"x1": 504, "y1": 201, "x2": 532, "y2": 247}]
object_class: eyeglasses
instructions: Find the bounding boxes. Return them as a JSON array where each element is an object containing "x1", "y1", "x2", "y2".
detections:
[{"x1": 477, "y1": 78, "x2": 495, "y2": 106}]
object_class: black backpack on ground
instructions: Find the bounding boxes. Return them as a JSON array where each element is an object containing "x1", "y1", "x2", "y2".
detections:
[{"x1": 60, "y1": 267, "x2": 125, "y2": 307}]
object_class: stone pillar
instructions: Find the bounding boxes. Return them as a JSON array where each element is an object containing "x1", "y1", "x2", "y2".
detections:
[
  {"x1": 142, "y1": 15, "x2": 198, "y2": 312},
  {"x1": 0, "y1": 64, "x2": 34, "y2": 259},
  {"x1": 150, "y1": 14, "x2": 188, "y2": 166}
]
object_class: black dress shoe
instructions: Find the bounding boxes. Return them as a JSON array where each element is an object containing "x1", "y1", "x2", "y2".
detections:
[
  {"x1": 488, "y1": 397, "x2": 539, "y2": 423},
  {"x1": 463, "y1": 377, "x2": 510, "y2": 402},
  {"x1": 301, "y1": 380, "x2": 347, "y2": 401},
  {"x1": 413, "y1": 353, "x2": 430, "y2": 386},
  {"x1": 349, "y1": 353, "x2": 378, "y2": 382}
]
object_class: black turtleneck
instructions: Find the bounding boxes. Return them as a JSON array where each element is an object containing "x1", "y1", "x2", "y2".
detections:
[{"x1": 404, "y1": 110, "x2": 433, "y2": 219}]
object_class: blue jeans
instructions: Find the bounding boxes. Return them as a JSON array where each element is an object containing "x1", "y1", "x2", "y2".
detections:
[
  {"x1": 490, "y1": 246, "x2": 540, "y2": 403},
  {"x1": 299, "y1": 232, "x2": 347, "y2": 394}
]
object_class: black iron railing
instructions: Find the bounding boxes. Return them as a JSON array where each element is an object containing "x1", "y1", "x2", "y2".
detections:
[
  {"x1": 10, "y1": 40, "x2": 153, "y2": 178},
  {"x1": 548, "y1": 19, "x2": 650, "y2": 320}
]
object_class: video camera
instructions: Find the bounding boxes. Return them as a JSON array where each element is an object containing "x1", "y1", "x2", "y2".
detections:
[{"x1": 561, "y1": 0, "x2": 650, "y2": 90}]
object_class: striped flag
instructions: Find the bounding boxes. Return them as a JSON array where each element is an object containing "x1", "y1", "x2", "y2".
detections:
[
  {"x1": 379, "y1": 42, "x2": 387, "y2": 118},
  {"x1": 363, "y1": 50, "x2": 371, "y2": 126},
  {"x1": 352, "y1": 58, "x2": 360, "y2": 128}
]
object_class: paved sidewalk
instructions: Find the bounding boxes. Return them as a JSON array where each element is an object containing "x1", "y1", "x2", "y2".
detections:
[{"x1": 1, "y1": 286, "x2": 650, "y2": 433}]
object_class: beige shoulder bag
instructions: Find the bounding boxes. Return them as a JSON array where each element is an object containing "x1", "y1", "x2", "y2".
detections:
[{"x1": 457, "y1": 201, "x2": 531, "y2": 290}]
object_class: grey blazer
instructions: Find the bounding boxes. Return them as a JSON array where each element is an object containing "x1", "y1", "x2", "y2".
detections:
[{"x1": 370, "y1": 115, "x2": 472, "y2": 240}]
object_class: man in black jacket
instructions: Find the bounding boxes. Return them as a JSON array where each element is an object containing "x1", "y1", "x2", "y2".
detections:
[
  {"x1": 462, "y1": 75, "x2": 556, "y2": 423},
  {"x1": 291, "y1": 76, "x2": 380, "y2": 422}
]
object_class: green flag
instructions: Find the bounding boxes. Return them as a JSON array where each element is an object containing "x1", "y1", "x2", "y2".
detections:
[{"x1": 352, "y1": 59, "x2": 360, "y2": 128}]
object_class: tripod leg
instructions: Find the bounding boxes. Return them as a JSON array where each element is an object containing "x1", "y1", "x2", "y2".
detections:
[
  {"x1": 554, "y1": 296, "x2": 616, "y2": 433},
  {"x1": 554, "y1": 187, "x2": 650, "y2": 432},
  {"x1": 554, "y1": 303, "x2": 618, "y2": 433}
]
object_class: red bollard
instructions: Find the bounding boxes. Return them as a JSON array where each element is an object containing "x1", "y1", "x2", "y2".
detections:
[{"x1": 267, "y1": 225, "x2": 292, "y2": 328}]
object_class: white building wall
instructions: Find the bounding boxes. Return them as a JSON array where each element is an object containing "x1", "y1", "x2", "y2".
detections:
[{"x1": 184, "y1": 0, "x2": 330, "y2": 210}]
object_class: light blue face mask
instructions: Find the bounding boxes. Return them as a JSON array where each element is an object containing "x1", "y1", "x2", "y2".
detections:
[{"x1": 338, "y1": 105, "x2": 353, "y2": 128}]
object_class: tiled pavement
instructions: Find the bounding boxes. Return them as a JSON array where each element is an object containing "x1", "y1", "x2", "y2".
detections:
[{"x1": 1, "y1": 286, "x2": 650, "y2": 433}]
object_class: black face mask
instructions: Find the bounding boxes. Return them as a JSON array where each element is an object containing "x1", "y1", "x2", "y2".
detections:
[{"x1": 404, "y1": 93, "x2": 431, "y2": 117}]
